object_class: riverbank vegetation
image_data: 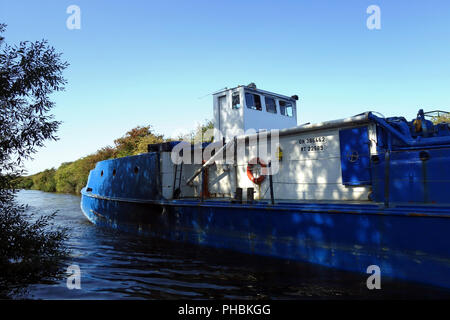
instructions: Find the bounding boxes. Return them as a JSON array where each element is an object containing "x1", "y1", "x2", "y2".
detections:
[
  {"x1": 0, "y1": 23, "x2": 69, "y2": 297},
  {"x1": 17, "y1": 120, "x2": 214, "y2": 195}
]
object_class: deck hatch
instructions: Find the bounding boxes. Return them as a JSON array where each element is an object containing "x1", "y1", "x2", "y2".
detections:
[{"x1": 339, "y1": 126, "x2": 371, "y2": 186}]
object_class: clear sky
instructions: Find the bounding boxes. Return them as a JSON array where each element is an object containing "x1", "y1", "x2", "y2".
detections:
[{"x1": 1, "y1": 0, "x2": 449, "y2": 174}]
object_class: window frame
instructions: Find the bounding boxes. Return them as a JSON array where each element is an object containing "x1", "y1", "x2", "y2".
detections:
[
  {"x1": 278, "y1": 100, "x2": 294, "y2": 117},
  {"x1": 232, "y1": 92, "x2": 241, "y2": 109},
  {"x1": 265, "y1": 96, "x2": 277, "y2": 114},
  {"x1": 245, "y1": 92, "x2": 262, "y2": 111}
]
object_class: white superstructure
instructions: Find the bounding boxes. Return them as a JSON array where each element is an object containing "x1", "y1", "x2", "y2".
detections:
[
  {"x1": 160, "y1": 84, "x2": 376, "y2": 203},
  {"x1": 213, "y1": 83, "x2": 298, "y2": 141}
]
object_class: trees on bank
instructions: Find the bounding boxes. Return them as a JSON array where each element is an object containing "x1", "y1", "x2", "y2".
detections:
[{"x1": 0, "y1": 23, "x2": 69, "y2": 296}]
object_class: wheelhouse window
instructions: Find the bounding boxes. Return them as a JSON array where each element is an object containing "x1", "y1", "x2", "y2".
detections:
[
  {"x1": 279, "y1": 100, "x2": 294, "y2": 117},
  {"x1": 232, "y1": 92, "x2": 241, "y2": 109},
  {"x1": 245, "y1": 92, "x2": 262, "y2": 111},
  {"x1": 265, "y1": 97, "x2": 277, "y2": 114}
]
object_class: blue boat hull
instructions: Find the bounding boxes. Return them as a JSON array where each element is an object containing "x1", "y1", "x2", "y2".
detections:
[{"x1": 81, "y1": 191, "x2": 450, "y2": 289}]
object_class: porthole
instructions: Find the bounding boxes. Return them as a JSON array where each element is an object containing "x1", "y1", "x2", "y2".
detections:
[
  {"x1": 113, "y1": 169, "x2": 116, "y2": 176},
  {"x1": 134, "y1": 166, "x2": 139, "y2": 174},
  {"x1": 100, "y1": 170, "x2": 104, "y2": 177}
]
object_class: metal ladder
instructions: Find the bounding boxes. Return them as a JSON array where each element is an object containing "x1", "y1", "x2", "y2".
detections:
[{"x1": 172, "y1": 162, "x2": 183, "y2": 199}]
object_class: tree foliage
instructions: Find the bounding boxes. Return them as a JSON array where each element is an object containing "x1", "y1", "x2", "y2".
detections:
[
  {"x1": 0, "y1": 24, "x2": 68, "y2": 173},
  {"x1": 0, "y1": 23, "x2": 69, "y2": 296},
  {"x1": 431, "y1": 114, "x2": 450, "y2": 124},
  {"x1": 177, "y1": 119, "x2": 214, "y2": 144},
  {"x1": 31, "y1": 168, "x2": 57, "y2": 192},
  {"x1": 113, "y1": 125, "x2": 164, "y2": 158}
]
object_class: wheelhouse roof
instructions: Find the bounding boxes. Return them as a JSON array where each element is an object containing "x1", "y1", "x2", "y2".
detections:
[{"x1": 213, "y1": 85, "x2": 296, "y2": 102}]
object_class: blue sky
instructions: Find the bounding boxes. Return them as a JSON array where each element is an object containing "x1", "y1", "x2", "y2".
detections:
[{"x1": 1, "y1": 0, "x2": 449, "y2": 174}]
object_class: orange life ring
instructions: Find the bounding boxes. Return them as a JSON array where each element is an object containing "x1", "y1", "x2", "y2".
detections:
[{"x1": 247, "y1": 157, "x2": 267, "y2": 184}]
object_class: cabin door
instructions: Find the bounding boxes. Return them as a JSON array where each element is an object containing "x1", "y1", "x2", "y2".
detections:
[{"x1": 218, "y1": 95, "x2": 227, "y2": 133}]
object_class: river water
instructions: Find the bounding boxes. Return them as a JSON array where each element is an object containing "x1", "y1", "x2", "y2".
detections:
[{"x1": 10, "y1": 190, "x2": 450, "y2": 299}]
